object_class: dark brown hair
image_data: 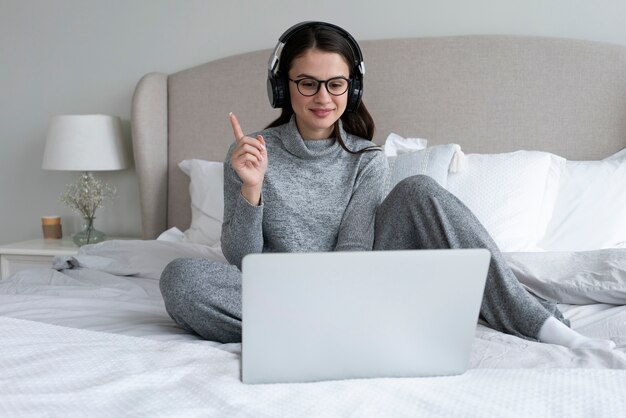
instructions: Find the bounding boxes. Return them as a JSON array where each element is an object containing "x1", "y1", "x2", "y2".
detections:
[{"x1": 266, "y1": 23, "x2": 378, "y2": 154}]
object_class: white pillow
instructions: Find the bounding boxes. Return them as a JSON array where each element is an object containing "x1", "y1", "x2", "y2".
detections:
[
  {"x1": 178, "y1": 159, "x2": 224, "y2": 247},
  {"x1": 447, "y1": 151, "x2": 565, "y2": 252},
  {"x1": 538, "y1": 148, "x2": 626, "y2": 251},
  {"x1": 504, "y1": 249, "x2": 626, "y2": 304},
  {"x1": 383, "y1": 133, "x2": 427, "y2": 156}
]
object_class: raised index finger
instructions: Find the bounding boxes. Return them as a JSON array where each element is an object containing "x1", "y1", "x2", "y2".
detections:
[{"x1": 229, "y1": 112, "x2": 245, "y2": 142}]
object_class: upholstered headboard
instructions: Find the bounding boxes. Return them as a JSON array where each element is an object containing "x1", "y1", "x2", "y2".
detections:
[{"x1": 131, "y1": 35, "x2": 626, "y2": 239}]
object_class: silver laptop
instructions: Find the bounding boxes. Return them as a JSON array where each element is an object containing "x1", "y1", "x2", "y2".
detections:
[{"x1": 241, "y1": 249, "x2": 490, "y2": 384}]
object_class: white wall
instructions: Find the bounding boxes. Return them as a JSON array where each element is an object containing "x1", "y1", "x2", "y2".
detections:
[{"x1": 1, "y1": 0, "x2": 625, "y2": 245}]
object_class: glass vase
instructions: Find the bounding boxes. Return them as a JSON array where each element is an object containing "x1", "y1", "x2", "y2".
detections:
[{"x1": 72, "y1": 217, "x2": 106, "y2": 246}]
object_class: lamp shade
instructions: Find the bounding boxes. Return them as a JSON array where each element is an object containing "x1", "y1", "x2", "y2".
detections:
[{"x1": 42, "y1": 114, "x2": 130, "y2": 171}]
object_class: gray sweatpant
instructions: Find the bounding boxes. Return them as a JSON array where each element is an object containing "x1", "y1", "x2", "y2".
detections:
[{"x1": 160, "y1": 175, "x2": 566, "y2": 343}]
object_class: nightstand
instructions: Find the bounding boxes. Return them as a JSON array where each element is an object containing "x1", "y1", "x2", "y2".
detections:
[{"x1": 0, "y1": 239, "x2": 79, "y2": 279}]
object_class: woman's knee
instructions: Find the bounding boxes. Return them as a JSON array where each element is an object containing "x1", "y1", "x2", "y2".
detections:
[
  {"x1": 159, "y1": 257, "x2": 242, "y2": 342},
  {"x1": 160, "y1": 257, "x2": 193, "y2": 298},
  {"x1": 160, "y1": 257, "x2": 241, "y2": 311},
  {"x1": 398, "y1": 174, "x2": 440, "y2": 193},
  {"x1": 159, "y1": 257, "x2": 221, "y2": 305},
  {"x1": 386, "y1": 175, "x2": 444, "y2": 204}
]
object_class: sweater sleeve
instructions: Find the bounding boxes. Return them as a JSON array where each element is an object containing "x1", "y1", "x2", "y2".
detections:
[
  {"x1": 334, "y1": 150, "x2": 389, "y2": 252},
  {"x1": 220, "y1": 143, "x2": 264, "y2": 269}
]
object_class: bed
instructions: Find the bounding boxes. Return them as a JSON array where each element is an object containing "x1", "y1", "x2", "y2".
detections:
[{"x1": 2, "y1": 35, "x2": 626, "y2": 416}]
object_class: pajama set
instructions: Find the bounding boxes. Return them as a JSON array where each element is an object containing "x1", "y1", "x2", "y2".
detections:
[{"x1": 160, "y1": 116, "x2": 565, "y2": 343}]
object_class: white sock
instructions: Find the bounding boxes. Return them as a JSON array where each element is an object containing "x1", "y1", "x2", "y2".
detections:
[{"x1": 538, "y1": 316, "x2": 616, "y2": 350}]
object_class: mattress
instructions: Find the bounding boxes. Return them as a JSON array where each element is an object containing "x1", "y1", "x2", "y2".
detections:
[{"x1": 1, "y1": 239, "x2": 625, "y2": 416}]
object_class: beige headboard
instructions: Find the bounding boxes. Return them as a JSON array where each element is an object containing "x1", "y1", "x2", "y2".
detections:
[{"x1": 131, "y1": 35, "x2": 626, "y2": 239}]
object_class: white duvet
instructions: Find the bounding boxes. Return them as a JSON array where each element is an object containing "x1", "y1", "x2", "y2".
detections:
[{"x1": 1, "y1": 239, "x2": 626, "y2": 417}]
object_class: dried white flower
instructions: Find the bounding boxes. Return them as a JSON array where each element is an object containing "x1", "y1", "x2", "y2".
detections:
[{"x1": 60, "y1": 172, "x2": 116, "y2": 219}]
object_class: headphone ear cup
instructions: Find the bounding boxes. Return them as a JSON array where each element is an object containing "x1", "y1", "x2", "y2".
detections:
[
  {"x1": 346, "y1": 78, "x2": 363, "y2": 112},
  {"x1": 267, "y1": 74, "x2": 289, "y2": 108}
]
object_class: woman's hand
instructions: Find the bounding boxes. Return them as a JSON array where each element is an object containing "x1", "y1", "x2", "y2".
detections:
[{"x1": 229, "y1": 112, "x2": 268, "y2": 205}]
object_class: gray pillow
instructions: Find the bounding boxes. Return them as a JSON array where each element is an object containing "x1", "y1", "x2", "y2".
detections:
[{"x1": 386, "y1": 144, "x2": 460, "y2": 194}]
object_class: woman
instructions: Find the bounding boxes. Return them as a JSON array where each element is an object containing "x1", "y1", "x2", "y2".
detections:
[{"x1": 160, "y1": 21, "x2": 615, "y2": 350}]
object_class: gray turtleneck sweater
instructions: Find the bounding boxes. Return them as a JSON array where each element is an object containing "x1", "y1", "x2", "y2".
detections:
[{"x1": 221, "y1": 117, "x2": 389, "y2": 269}]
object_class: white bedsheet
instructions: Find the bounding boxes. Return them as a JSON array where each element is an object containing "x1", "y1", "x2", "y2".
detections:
[
  {"x1": 1, "y1": 239, "x2": 625, "y2": 416},
  {"x1": 2, "y1": 316, "x2": 626, "y2": 418}
]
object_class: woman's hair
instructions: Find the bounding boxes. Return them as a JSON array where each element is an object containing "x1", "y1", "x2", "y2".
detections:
[{"x1": 266, "y1": 24, "x2": 377, "y2": 154}]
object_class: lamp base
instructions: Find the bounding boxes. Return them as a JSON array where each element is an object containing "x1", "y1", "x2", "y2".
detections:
[{"x1": 72, "y1": 217, "x2": 106, "y2": 246}]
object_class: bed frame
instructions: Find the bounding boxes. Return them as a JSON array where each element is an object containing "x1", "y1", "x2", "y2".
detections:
[{"x1": 131, "y1": 35, "x2": 626, "y2": 239}]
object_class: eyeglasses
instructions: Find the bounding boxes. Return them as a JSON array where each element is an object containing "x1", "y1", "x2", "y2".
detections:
[{"x1": 288, "y1": 76, "x2": 351, "y2": 97}]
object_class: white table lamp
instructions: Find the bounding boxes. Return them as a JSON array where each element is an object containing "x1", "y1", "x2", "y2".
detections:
[
  {"x1": 42, "y1": 114, "x2": 129, "y2": 171},
  {"x1": 42, "y1": 114, "x2": 130, "y2": 245}
]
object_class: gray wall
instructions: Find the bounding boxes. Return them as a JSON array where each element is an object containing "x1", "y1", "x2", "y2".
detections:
[{"x1": 1, "y1": 0, "x2": 625, "y2": 245}]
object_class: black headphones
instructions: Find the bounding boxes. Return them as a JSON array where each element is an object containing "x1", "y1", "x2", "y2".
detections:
[{"x1": 267, "y1": 21, "x2": 365, "y2": 112}]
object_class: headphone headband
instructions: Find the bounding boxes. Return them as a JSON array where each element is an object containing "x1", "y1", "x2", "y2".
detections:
[
  {"x1": 267, "y1": 21, "x2": 365, "y2": 112},
  {"x1": 268, "y1": 21, "x2": 365, "y2": 78}
]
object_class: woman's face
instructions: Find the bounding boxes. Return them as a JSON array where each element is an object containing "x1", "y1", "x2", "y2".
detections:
[{"x1": 288, "y1": 49, "x2": 350, "y2": 140}]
